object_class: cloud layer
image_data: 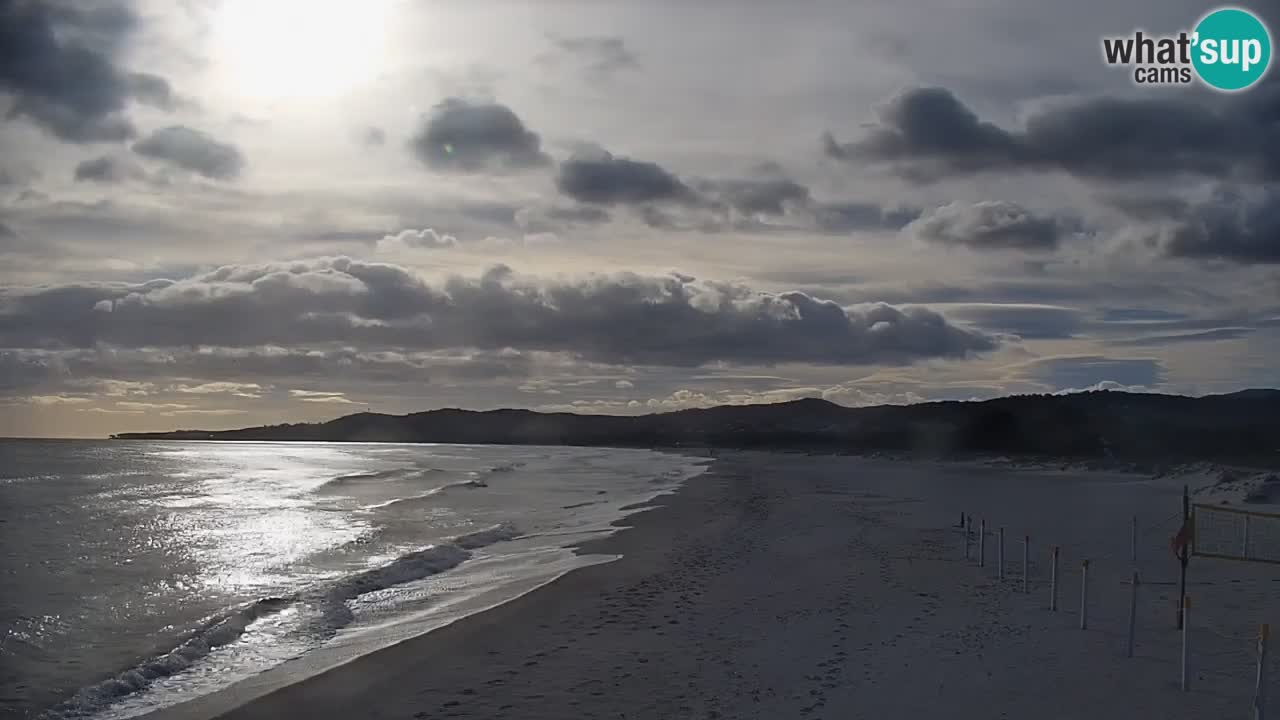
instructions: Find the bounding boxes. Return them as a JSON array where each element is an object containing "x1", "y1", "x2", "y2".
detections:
[{"x1": 0, "y1": 259, "x2": 997, "y2": 367}]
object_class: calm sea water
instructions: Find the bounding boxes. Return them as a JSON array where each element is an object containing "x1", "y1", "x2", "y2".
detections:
[{"x1": 0, "y1": 440, "x2": 708, "y2": 719}]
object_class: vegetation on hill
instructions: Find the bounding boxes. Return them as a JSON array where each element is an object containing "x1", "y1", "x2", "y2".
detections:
[{"x1": 112, "y1": 389, "x2": 1280, "y2": 466}]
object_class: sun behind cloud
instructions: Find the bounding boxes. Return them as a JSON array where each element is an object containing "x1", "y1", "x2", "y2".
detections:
[{"x1": 211, "y1": 0, "x2": 394, "y2": 101}]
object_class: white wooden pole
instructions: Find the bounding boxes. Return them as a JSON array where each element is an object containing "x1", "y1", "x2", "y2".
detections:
[
  {"x1": 1050, "y1": 546, "x2": 1059, "y2": 611},
  {"x1": 1080, "y1": 560, "x2": 1090, "y2": 630},
  {"x1": 1126, "y1": 570, "x2": 1139, "y2": 658},
  {"x1": 1256, "y1": 623, "x2": 1269, "y2": 720},
  {"x1": 1181, "y1": 596, "x2": 1191, "y2": 691}
]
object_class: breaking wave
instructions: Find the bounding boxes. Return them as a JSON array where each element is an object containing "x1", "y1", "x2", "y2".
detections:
[
  {"x1": 316, "y1": 466, "x2": 444, "y2": 491},
  {"x1": 42, "y1": 597, "x2": 292, "y2": 718},
  {"x1": 41, "y1": 523, "x2": 519, "y2": 719},
  {"x1": 363, "y1": 479, "x2": 489, "y2": 510}
]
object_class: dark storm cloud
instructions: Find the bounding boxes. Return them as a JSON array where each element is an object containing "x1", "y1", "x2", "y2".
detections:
[
  {"x1": 1157, "y1": 188, "x2": 1280, "y2": 264},
  {"x1": 1107, "y1": 186, "x2": 1280, "y2": 264},
  {"x1": 0, "y1": 0, "x2": 178, "y2": 142},
  {"x1": 410, "y1": 98, "x2": 551, "y2": 172},
  {"x1": 73, "y1": 155, "x2": 145, "y2": 183},
  {"x1": 823, "y1": 87, "x2": 1022, "y2": 180},
  {"x1": 1164, "y1": 210, "x2": 1280, "y2": 263},
  {"x1": 132, "y1": 126, "x2": 245, "y2": 180},
  {"x1": 905, "y1": 201, "x2": 1063, "y2": 251},
  {"x1": 556, "y1": 149, "x2": 695, "y2": 205},
  {"x1": 0, "y1": 259, "x2": 997, "y2": 367},
  {"x1": 824, "y1": 86, "x2": 1280, "y2": 183},
  {"x1": 539, "y1": 35, "x2": 639, "y2": 82}
]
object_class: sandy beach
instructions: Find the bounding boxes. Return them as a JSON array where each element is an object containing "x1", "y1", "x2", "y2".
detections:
[{"x1": 143, "y1": 452, "x2": 1280, "y2": 720}]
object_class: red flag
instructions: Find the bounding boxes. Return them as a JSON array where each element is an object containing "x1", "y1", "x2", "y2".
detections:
[{"x1": 1171, "y1": 518, "x2": 1192, "y2": 556}]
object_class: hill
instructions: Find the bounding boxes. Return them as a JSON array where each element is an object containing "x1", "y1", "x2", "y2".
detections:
[{"x1": 111, "y1": 389, "x2": 1280, "y2": 466}]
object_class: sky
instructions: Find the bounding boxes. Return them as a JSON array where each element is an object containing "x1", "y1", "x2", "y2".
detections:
[{"x1": 1, "y1": 0, "x2": 1279, "y2": 437}]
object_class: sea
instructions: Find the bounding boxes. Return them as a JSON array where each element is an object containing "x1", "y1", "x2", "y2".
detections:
[{"x1": 0, "y1": 439, "x2": 710, "y2": 719}]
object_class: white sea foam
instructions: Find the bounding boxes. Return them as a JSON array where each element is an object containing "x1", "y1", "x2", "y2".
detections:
[{"x1": 16, "y1": 444, "x2": 709, "y2": 720}]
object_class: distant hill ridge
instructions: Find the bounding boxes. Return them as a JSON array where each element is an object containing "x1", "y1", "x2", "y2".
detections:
[{"x1": 112, "y1": 389, "x2": 1280, "y2": 465}]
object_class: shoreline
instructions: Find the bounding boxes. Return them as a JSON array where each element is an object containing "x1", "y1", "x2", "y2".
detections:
[{"x1": 137, "y1": 455, "x2": 721, "y2": 720}]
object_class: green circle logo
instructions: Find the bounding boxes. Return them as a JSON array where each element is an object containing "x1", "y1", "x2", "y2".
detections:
[{"x1": 1192, "y1": 7, "x2": 1272, "y2": 91}]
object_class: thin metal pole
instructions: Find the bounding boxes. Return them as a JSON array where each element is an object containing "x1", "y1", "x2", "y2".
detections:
[
  {"x1": 1080, "y1": 560, "x2": 1090, "y2": 630},
  {"x1": 1178, "y1": 485, "x2": 1190, "y2": 630},
  {"x1": 979, "y1": 519, "x2": 986, "y2": 567},
  {"x1": 998, "y1": 528, "x2": 1005, "y2": 580},
  {"x1": 1127, "y1": 570, "x2": 1139, "y2": 658},
  {"x1": 1131, "y1": 514, "x2": 1138, "y2": 565},
  {"x1": 1050, "y1": 546, "x2": 1059, "y2": 611},
  {"x1": 964, "y1": 516, "x2": 971, "y2": 560},
  {"x1": 1022, "y1": 535, "x2": 1030, "y2": 594},
  {"x1": 1244, "y1": 515, "x2": 1252, "y2": 560},
  {"x1": 1256, "y1": 623, "x2": 1269, "y2": 720},
  {"x1": 1181, "y1": 595, "x2": 1191, "y2": 691}
]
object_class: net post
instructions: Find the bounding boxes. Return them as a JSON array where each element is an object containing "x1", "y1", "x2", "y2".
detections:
[
  {"x1": 1178, "y1": 486, "x2": 1190, "y2": 630},
  {"x1": 979, "y1": 518, "x2": 986, "y2": 567},
  {"x1": 1050, "y1": 546, "x2": 1059, "y2": 611},
  {"x1": 1244, "y1": 515, "x2": 1252, "y2": 560},
  {"x1": 1080, "y1": 560, "x2": 1090, "y2": 630},
  {"x1": 1256, "y1": 623, "x2": 1269, "y2": 720},
  {"x1": 1181, "y1": 595, "x2": 1191, "y2": 692},
  {"x1": 1022, "y1": 535, "x2": 1030, "y2": 594},
  {"x1": 998, "y1": 527, "x2": 1005, "y2": 580},
  {"x1": 1131, "y1": 514, "x2": 1138, "y2": 565},
  {"x1": 1126, "y1": 570, "x2": 1139, "y2": 658}
]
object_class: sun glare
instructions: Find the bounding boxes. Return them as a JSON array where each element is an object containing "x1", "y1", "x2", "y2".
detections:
[{"x1": 213, "y1": 0, "x2": 392, "y2": 100}]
